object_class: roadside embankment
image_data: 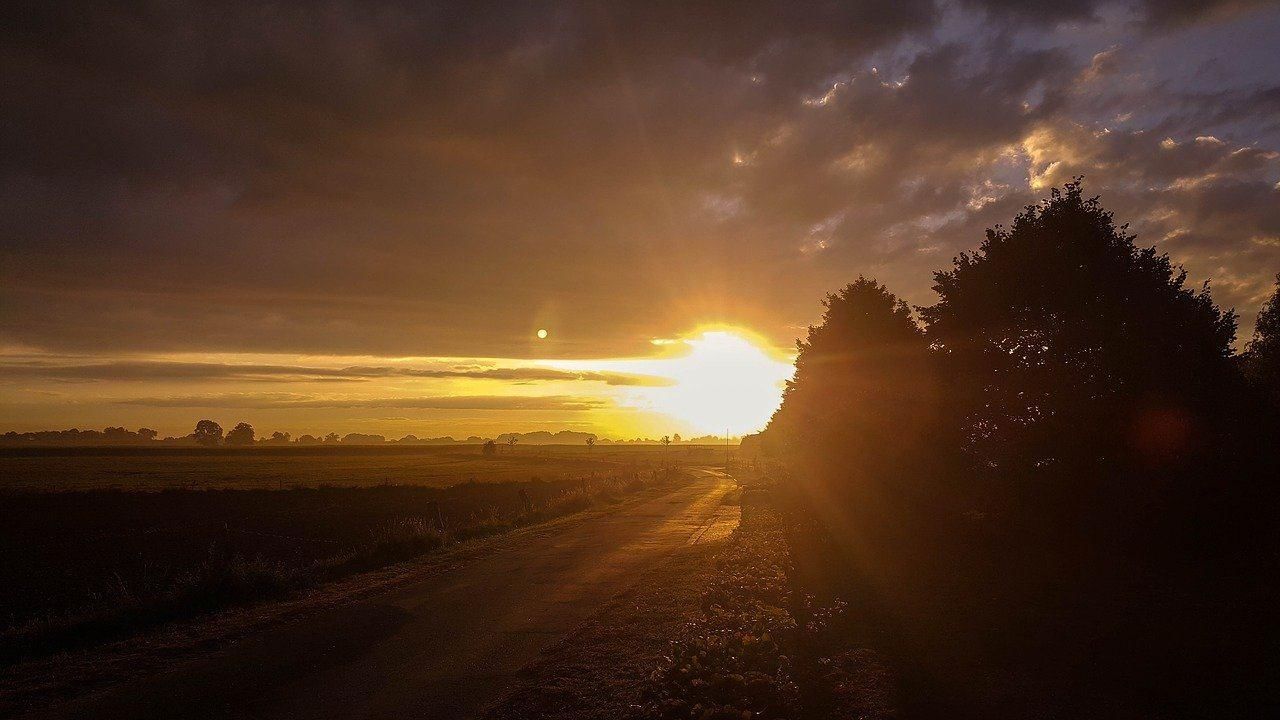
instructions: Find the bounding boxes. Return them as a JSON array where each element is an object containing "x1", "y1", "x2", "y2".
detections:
[{"x1": 634, "y1": 477, "x2": 893, "y2": 720}]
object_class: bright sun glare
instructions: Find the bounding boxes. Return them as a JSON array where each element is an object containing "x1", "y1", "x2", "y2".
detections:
[
  {"x1": 646, "y1": 330, "x2": 794, "y2": 436},
  {"x1": 551, "y1": 328, "x2": 794, "y2": 436}
]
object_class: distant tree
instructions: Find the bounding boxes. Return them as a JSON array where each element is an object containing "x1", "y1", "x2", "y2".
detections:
[
  {"x1": 661, "y1": 435, "x2": 671, "y2": 447},
  {"x1": 224, "y1": 422, "x2": 255, "y2": 446},
  {"x1": 296, "y1": 434, "x2": 320, "y2": 445},
  {"x1": 193, "y1": 420, "x2": 223, "y2": 446},
  {"x1": 103, "y1": 426, "x2": 130, "y2": 441},
  {"x1": 507, "y1": 435, "x2": 518, "y2": 450},
  {"x1": 341, "y1": 433, "x2": 386, "y2": 445},
  {"x1": 672, "y1": 433, "x2": 681, "y2": 444},
  {"x1": 586, "y1": 436, "x2": 595, "y2": 450},
  {"x1": 265, "y1": 431, "x2": 291, "y2": 445},
  {"x1": 483, "y1": 439, "x2": 497, "y2": 456},
  {"x1": 323, "y1": 432, "x2": 340, "y2": 444},
  {"x1": 137, "y1": 427, "x2": 158, "y2": 441},
  {"x1": 921, "y1": 180, "x2": 1237, "y2": 480}
]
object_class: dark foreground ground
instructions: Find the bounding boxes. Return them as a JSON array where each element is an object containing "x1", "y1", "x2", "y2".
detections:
[
  {"x1": 783, "y1": 506, "x2": 1280, "y2": 719},
  {"x1": 4, "y1": 470, "x2": 738, "y2": 719},
  {"x1": 2, "y1": 446, "x2": 709, "y2": 663},
  {"x1": 1, "y1": 474, "x2": 659, "y2": 643}
]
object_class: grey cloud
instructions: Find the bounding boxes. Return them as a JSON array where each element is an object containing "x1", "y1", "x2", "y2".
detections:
[
  {"x1": 113, "y1": 393, "x2": 607, "y2": 410},
  {"x1": 958, "y1": 0, "x2": 1104, "y2": 25},
  {"x1": 1, "y1": 0, "x2": 1278, "y2": 359},
  {"x1": 0, "y1": 360, "x2": 670, "y2": 386},
  {"x1": 347, "y1": 366, "x2": 674, "y2": 385},
  {"x1": 1139, "y1": 0, "x2": 1279, "y2": 29}
]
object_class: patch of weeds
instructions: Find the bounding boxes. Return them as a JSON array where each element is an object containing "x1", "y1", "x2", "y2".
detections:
[
  {"x1": 634, "y1": 502, "x2": 802, "y2": 719},
  {"x1": 2, "y1": 548, "x2": 298, "y2": 663},
  {"x1": 633, "y1": 488, "x2": 860, "y2": 720}
]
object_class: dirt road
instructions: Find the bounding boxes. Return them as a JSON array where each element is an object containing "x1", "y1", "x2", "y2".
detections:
[{"x1": 29, "y1": 470, "x2": 737, "y2": 720}]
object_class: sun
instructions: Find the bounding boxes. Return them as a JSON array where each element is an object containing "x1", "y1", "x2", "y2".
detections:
[
  {"x1": 643, "y1": 330, "x2": 794, "y2": 435},
  {"x1": 536, "y1": 328, "x2": 548, "y2": 339},
  {"x1": 548, "y1": 327, "x2": 793, "y2": 436}
]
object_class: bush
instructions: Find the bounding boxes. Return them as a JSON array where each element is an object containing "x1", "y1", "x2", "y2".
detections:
[{"x1": 339, "y1": 518, "x2": 447, "y2": 571}]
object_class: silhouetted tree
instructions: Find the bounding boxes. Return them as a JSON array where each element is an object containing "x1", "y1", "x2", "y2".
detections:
[
  {"x1": 192, "y1": 420, "x2": 223, "y2": 446},
  {"x1": 483, "y1": 439, "x2": 497, "y2": 456},
  {"x1": 921, "y1": 180, "x2": 1237, "y2": 488},
  {"x1": 224, "y1": 422, "x2": 255, "y2": 446},
  {"x1": 1246, "y1": 273, "x2": 1280, "y2": 404},
  {"x1": 322, "y1": 432, "x2": 340, "y2": 444},
  {"x1": 137, "y1": 427, "x2": 158, "y2": 441},
  {"x1": 341, "y1": 433, "x2": 385, "y2": 445},
  {"x1": 262, "y1": 431, "x2": 290, "y2": 445},
  {"x1": 103, "y1": 426, "x2": 131, "y2": 441},
  {"x1": 758, "y1": 184, "x2": 1277, "y2": 720},
  {"x1": 586, "y1": 436, "x2": 595, "y2": 450},
  {"x1": 764, "y1": 276, "x2": 938, "y2": 521}
]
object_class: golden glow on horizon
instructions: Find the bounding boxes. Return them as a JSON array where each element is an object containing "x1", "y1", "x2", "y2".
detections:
[
  {"x1": 548, "y1": 326, "x2": 794, "y2": 436},
  {"x1": 641, "y1": 330, "x2": 793, "y2": 436},
  {"x1": 2, "y1": 327, "x2": 795, "y2": 439}
]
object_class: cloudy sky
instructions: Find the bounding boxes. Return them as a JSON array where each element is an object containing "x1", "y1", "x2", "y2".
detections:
[{"x1": 3, "y1": 0, "x2": 1279, "y2": 439}]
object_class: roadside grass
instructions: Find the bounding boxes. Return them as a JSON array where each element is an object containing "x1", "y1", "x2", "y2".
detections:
[
  {"x1": 482, "y1": 543, "x2": 723, "y2": 720},
  {"x1": 2, "y1": 469, "x2": 684, "y2": 666},
  {"x1": 634, "y1": 478, "x2": 887, "y2": 720},
  {"x1": 636, "y1": 488, "x2": 802, "y2": 719}
]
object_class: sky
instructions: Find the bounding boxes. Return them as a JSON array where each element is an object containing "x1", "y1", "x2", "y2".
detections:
[{"x1": 2, "y1": 0, "x2": 1279, "y2": 439}]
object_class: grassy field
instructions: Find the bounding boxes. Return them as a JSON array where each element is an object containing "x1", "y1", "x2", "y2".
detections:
[
  {"x1": 0, "y1": 446, "x2": 719, "y2": 665},
  {"x1": 0, "y1": 444, "x2": 728, "y2": 493}
]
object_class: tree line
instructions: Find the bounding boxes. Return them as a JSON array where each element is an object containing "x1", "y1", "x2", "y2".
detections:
[
  {"x1": 1, "y1": 423, "x2": 727, "y2": 447},
  {"x1": 752, "y1": 180, "x2": 1280, "y2": 715}
]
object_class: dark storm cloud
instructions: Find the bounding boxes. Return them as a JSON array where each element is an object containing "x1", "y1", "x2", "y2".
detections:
[
  {"x1": 113, "y1": 393, "x2": 606, "y2": 410},
  {"x1": 0, "y1": 359, "x2": 668, "y2": 385},
  {"x1": 0, "y1": 0, "x2": 943, "y2": 357},
  {"x1": 958, "y1": 0, "x2": 1280, "y2": 28},
  {"x1": 958, "y1": 0, "x2": 1104, "y2": 25},
  {"x1": 2, "y1": 0, "x2": 1279, "y2": 358},
  {"x1": 1139, "y1": 0, "x2": 1280, "y2": 29},
  {"x1": 969, "y1": 0, "x2": 1280, "y2": 29}
]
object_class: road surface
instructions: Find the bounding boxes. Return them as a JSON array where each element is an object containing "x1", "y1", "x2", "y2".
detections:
[{"x1": 31, "y1": 470, "x2": 738, "y2": 720}]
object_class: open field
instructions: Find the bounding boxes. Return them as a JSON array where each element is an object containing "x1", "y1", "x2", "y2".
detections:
[
  {"x1": 0, "y1": 448, "x2": 718, "y2": 667},
  {"x1": 0, "y1": 471, "x2": 736, "y2": 718},
  {"x1": 0, "y1": 444, "x2": 730, "y2": 493}
]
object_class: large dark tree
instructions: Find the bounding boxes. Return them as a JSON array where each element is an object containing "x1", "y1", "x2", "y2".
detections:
[
  {"x1": 1246, "y1": 273, "x2": 1280, "y2": 404},
  {"x1": 765, "y1": 277, "x2": 937, "y2": 519},
  {"x1": 920, "y1": 181, "x2": 1237, "y2": 488}
]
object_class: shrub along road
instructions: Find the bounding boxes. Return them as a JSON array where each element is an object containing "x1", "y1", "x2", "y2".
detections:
[{"x1": 16, "y1": 469, "x2": 737, "y2": 720}]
